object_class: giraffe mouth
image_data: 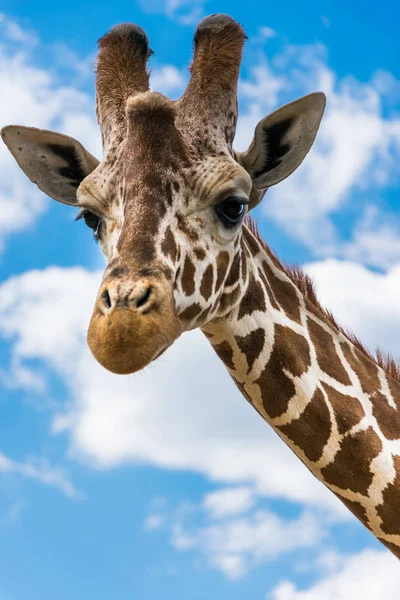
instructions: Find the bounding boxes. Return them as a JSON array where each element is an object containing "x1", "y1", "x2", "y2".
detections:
[{"x1": 87, "y1": 279, "x2": 183, "y2": 375}]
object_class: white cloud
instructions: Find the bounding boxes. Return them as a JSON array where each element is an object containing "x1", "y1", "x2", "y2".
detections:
[
  {"x1": 305, "y1": 258, "x2": 400, "y2": 358},
  {"x1": 144, "y1": 513, "x2": 165, "y2": 531},
  {"x1": 270, "y1": 548, "x2": 400, "y2": 600},
  {"x1": 150, "y1": 65, "x2": 187, "y2": 98},
  {"x1": 136, "y1": 0, "x2": 208, "y2": 25},
  {"x1": 236, "y1": 38, "x2": 400, "y2": 268},
  {"x1": 239, "y1": 62, "x2": 285, "y2": 118},
  {"x1": 171, "y1": 508, "x2": 324, "y2": 579},
  {"x1": 341, "y1": 205, "x2": 400, "y2": 269},
  {"x1": 0, "y1": 266, "x2": 100, "y2": 385},
  {"x1": 203, "y1": 487, "x2": 256, "y2": 519},
  {"x1": 0, "y1": 14, "x2": 100, "y2": 252},
  {"x1": 1, "y1": 498, "x2": 27, "y2": 525},
  {"x1": 0, "y1": 12, "x2": 38, "y2": 46},
  {"x1": 0, "y1": 451, "x2": 80, "y2": 498}
]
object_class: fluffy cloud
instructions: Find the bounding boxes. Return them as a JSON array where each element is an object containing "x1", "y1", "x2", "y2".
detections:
[
  {"x1": 236, "y1": 37, "x2": 400, "y2": 268},
  {"x1": 341, "y1": 205, "x2": 400, "y2": 269},
  {"x1": 305, "y1": 258, "x2": 400, "y2": 357},
  {"x1": 0, "y1": 14, "x2": 100, "y2": 251},
  {"x1": 0, "y1": 266, "x2": 100, "y2": 380},
  {"x1": 150, "y1": 64, "x2": 187, "y2": 97},
  {"x1": 203, "y1": 487, "x2": 256, "y2": 519},
  {"x1": 144, "y1": 488, "x2": 326, "y2": 579},
  {"x1": 136, "y1": 0, "x2": 208, "y2": 25},
  {"x1": 270, "y1": 548, "x2": 400, "y2": 600},
  {"x1": 171, "y1": 507, "x2": 324, "y2": 579},
  {"x1": 0, "y1": 450, "x2": 79, "y2": 498},
  {"x1": 144, "y1": 513, "x2": 165, "y2": 532}
]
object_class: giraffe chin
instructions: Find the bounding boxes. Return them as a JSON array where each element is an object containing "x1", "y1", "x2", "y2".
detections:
[{"x1": 87, "y1": 306, "x2": 183, "y2": 375}]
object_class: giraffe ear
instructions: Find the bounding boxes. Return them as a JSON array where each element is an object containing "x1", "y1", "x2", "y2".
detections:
[
  {"x1": 239, "y1": 92, "x2": 326, "y2": 195},
  {"x1": 1, "y1": 125, "x2": 99, "y2": 206}
]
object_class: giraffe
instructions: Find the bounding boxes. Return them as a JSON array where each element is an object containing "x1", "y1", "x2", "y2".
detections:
[{"x1": 2, "y1": 14, "x2": 400, "y2": 558}]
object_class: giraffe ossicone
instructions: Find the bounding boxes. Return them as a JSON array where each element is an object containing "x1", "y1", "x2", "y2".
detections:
[{"x1": 2, "y1": 14, "x2": 400, "y2": 559}]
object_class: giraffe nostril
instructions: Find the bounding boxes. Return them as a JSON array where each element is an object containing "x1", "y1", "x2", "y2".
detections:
[
  {"x1": 102, "y1": 289, "x2": 112, "y2": 309},
  {"x1": 136, "y1": 286, "x2": 152, "y2": 309}
]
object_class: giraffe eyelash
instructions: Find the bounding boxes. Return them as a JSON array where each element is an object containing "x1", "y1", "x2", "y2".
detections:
[{"x1": 76, "y1": 209, "x2": 103, "y2": 241}]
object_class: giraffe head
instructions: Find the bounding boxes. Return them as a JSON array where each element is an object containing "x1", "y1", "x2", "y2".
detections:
[{"x1": 1, "y1": 15, "x2": 325, "y2": 374}]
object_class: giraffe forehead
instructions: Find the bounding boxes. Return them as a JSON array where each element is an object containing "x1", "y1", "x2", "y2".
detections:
[
  {"x1": 186, "y1": 155, "x2": 251, "y2": 201},
  {"x1": 94, "y1": 152, "x2": 250, "y2": 219},
  {"x1": 79, "y1": 97, "x2": 250, "y2": 220},
  {"x1": 121, "y1": 96, "x2": 250, "y2": 204}
]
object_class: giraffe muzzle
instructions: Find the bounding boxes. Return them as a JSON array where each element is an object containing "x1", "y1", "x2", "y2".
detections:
[{"x1": 87, "y1": 279, "x2": 183, "y2": 375}]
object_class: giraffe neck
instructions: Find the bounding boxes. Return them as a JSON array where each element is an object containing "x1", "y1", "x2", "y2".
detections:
[{"x1": 202, "y1": 224, "x2": 400, "y2": 558}]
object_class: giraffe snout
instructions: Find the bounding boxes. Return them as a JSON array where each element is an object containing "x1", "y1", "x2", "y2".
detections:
[{"x1": 87, "y1": 277, "x2": 183, "y2": 375}]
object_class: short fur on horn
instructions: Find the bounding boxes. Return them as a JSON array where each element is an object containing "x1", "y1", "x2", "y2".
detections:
[
  {"x1": 177, "y1": 14, "x2": 246, "y2": 146},
  {"x1": 96, "y1": 23, "x2": 152, "y2": 151}
]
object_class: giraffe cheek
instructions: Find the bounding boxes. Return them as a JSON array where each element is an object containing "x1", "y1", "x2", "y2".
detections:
[{"x1": 87, "y1": 301, "x2": 182, "y2": 375}]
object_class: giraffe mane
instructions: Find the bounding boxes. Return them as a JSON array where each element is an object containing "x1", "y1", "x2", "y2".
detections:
[{"x1": 245, "y1": 216, "x2": 400, "y2": 384}]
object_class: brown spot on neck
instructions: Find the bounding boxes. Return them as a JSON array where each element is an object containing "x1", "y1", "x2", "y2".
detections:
[
  {"x1": 235, "y1": 328, "x2": 265, "y2": 374},
  {"x1": 242, "y1": 225, "x2": 261, "y2": 257},
  {"x1": 256, "y1": 325, "x2": 311, "y2": 419},
  {"x1": 213, "y1": 340, "x2": 235, "y2": 370},
  {"x1": 321, "y1": 426, "x2": 382, "y2": 495},
  {"x1": 322, "y1": 383, "x2": 365, "y2": 435},
  {"x1": 340, "y1": 342, "x2": 380, "y2": 394},
  {"x1": 215, "y1": 251, "x2": 230, "y2": 291},
  {"x1": 237, "y1": 272, "x2": 266, "y2": 320},
  {"x1": 225, "y1": 252, "x2": 241, "y2": 287},
  {"x1": 377, "y1": 455, "x2": 400, "y2": 535},
  {"x1": 262, "y1": 260, "x2": 301, "y2": 324},
  {"x1": 308, "y1": 317, "x2": 352, "y2": 385},
  {"x1": 179, "y1": 302, "x2": 202, "y2": 322},
  {"x1": 277, "y1": 387, "x2": 331, "y2": 462}
]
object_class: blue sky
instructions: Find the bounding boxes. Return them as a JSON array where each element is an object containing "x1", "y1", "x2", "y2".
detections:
[{"x1": 1, "y1": 1, "x2": 400, "y2": 598}]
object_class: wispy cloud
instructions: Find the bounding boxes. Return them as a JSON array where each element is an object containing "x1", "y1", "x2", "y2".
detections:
[
  {"x1": 0, "y1": 14, "x2": 100, "y2": 252},
  {"x1": 144, "y1": 491, "x2": 325, "y2": 579},
  {"x1": 136, "y1": 0, "x2": 208, "y2": 25},
  {"x1": 305, "y1": 258, "x2": 400, "y2": 358},
  {"x1": 270, "y1": 548, "x2": 400, "y2": 599},
  {"x1": 203, "y1": 487, "x2": 256, "y2": 520},
  {"x1": 150, "y1": 64, "x2": 187, "y2": 97},
  {"x1": 236, "y1": 34, "x2": 400, "y2": 268},
  {"x1": 171, "y1": 509, "x2": 324, "y2": 579},
  {"x1": 0, "y1": 451, "x2": 80, "y2": 499}
]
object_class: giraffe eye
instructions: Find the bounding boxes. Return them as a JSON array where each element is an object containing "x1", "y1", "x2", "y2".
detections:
[
  {"x1": 76, "y1": 210, "x2": 102, "y2": 240},
  {"x1": 214, "y1": 197, "x2": 247, "y2": 227}
]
